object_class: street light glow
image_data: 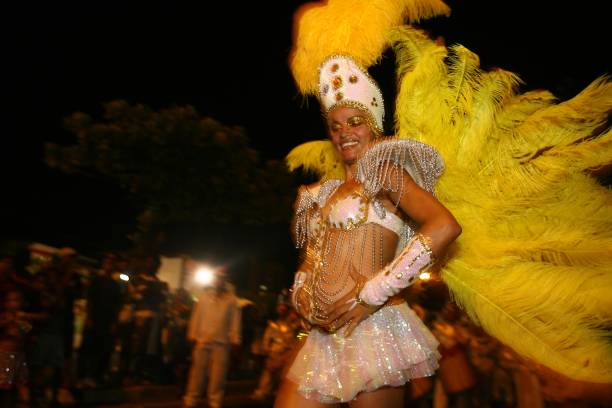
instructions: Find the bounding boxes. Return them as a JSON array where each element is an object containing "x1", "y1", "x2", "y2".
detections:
[
  {"x1": 194, "y1": 266, "x2": 216, "y2": 286},
  {"x1": 119, "y1": 273, "x2": 130, "y2": 282}
]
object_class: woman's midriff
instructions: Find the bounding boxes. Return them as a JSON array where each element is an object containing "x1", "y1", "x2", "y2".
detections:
[{"x1": 310, "y1": 222, "x2": 400, "y2": 316}]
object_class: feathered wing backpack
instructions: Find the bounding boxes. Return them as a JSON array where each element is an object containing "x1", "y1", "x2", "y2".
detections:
[{"x1": 391, "y1": 25, "x2": 612, "y2": 383}]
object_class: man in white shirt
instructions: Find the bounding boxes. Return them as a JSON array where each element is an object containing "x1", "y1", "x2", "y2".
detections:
[{"x1": 183, "y1": 271, "x2": 241, "y2": 408}]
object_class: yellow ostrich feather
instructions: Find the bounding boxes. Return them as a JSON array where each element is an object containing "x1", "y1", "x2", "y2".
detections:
[
  {"x1": 290, "y1": 0, "x2": 450, "y2": 94},
  {"x1": 389, "y1": 26, "x2": 451, "y2": 141},
  {"x1": 494, "y1": 90, "x2": 558, "y2": 136},
  {"x1": 392, "y1": 26, "x2": 612, "y2": 382},
  {"x1": 549, "y1": 128, "x2": 612, "y2": 173},
  {"x1": 286, "y1": 140, "x2": 345, "y2": 181},
  {"x1": 458, "y1": 68, "x2": 522, "y2": 164},
  {"x1": 446, "y1": 44, "x2": 482, "y2": 119},
  {"x1": 443, "y1": 260, "x2": 612, "y2": 381}
]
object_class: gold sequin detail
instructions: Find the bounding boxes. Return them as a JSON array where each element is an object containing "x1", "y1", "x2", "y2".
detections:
[{"x1": 327, "y1": 192, "x2": 369, "y2": 231}]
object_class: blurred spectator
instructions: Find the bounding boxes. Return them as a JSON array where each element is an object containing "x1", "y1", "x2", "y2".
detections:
[
  {"x1": 498, "y1": 346, "x2": 544, "y2": 408},
  {"x1": 0, "y1": 289, "x2": 31, "y2": 407},
  {"x1": 161, "y1": 288, "x2": 194, "y2": 385},
  {"x1": 466, "y1": 324, "x2": 514, "y2": 408},
  {"x1": 56, "y1": 248, "x2": 81, "y2": 357},
  {"x1": 250, "y1": 302, "x2": 300, "y2": 402},
  {"x1": 431, "y1": 303, "x2": 477, "y2": 408},
  {"x1": 125, "y1": 254, "x2": 167, "y2": 383},
  {"x1": 27, "y1": 263, "x2": 68, "y2": 408},
  {"x1": 535, "y1": 362, "x2": 612, "y2": 407},
  {"x1": 116, "y1": 257, "x2": 135, "y2": 382},
  {"x1": 183, "y1": 270, "x2": 241, "y2": 408},
  {"x1": 78, "y1": 253, "x2": 123, "y2": 388},
  {"x1": 5, "y1": 247, "x2": 39, "y2": 312},
  {"x1": 237, "y1": 300, "x2": 260, "y2": 378},
  {"x1": 54, "y1": 248, "x2": 83, "y2": 398}
]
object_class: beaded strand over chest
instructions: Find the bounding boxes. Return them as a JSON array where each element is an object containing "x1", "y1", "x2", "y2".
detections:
[
  {"x1": 292, "y1": 139, "x2": 444, "y2": 321},
  {"x1": 307, "y1": 182, "x2": 389, "y2": 319}
]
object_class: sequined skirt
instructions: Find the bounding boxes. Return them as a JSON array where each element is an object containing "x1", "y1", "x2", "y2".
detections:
[{"x1": 286, "y1": 303, "x2": 440, "y2": 403}]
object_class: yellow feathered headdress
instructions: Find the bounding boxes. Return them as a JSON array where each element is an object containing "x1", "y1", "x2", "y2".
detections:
[
  {"x1": 289, "y1": 0, "x2": 450, "y2": 95},
  {"x1": 286, "y1": 0, "x2": 450, "y2": 180}
]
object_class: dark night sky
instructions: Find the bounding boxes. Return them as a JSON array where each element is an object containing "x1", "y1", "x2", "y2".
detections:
[{"x1": 4, "y1": 1, "x2": 610, "y2": 260}]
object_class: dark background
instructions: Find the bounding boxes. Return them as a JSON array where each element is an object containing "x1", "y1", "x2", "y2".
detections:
[{"x1": 4, "y1": 1, "x2": 609, "y2": 268}]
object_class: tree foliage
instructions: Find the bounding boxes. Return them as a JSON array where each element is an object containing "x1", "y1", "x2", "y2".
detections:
[{"x1": 45, "y1": 100, "x2": 295, "y2": 250}]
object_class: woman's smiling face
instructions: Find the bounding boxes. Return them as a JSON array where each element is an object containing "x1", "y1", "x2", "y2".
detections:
[{"x1": 327, "y1": 106, "x2": 375, "y2": 165}]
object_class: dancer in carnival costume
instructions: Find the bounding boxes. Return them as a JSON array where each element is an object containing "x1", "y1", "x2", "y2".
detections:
[
  {"x1": 277, "y1": 1, "x2": 460, "y2": 406},
  {"x1": 276, "y1": 0, "x2": 612, "y2": 407}
]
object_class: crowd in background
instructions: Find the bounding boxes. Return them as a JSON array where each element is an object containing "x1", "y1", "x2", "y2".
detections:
[{"x1": 0, "y1": 244, "x2": 607, "y2": 407}]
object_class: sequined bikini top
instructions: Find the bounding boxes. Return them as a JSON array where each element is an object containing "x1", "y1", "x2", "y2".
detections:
[
  {"x1": 326, "y1": 191, "x2": 404, "y2": 237},
  {"x1": 293, "y1": 139, "x2": 444, "y2": 249}
]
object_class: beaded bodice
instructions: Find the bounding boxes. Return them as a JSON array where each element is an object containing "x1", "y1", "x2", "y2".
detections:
[
  {"x1": 327, "y1": 191, "x2": 404, "y2": 237},
  {"x1": 299, "y1": 181, "x2": 406, "y2": 320},
  {"x1": 292, "y1": 139, "x2": 443, "y2": 322}
]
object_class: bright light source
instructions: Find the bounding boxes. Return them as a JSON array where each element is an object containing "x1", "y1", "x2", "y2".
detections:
[
  {"x1": 119, "y1": 273, "x2": 130, "y2": 282},
  {"x1": 419, "y1": 272, "x2": 431, "y2": 281},
  {"x1": 259, "y1": 285, "x2": 268, "y2": 291},
  {"x1": 194, "y1": 266, "x2": 215, "y2": 286}
]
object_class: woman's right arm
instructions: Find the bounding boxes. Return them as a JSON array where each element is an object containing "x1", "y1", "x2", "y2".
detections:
[
  {"x1": 290, "y1": 248, "x2": 314, "y2": 325},
  {"x1": 289, "y1": 185, "x2": 319, "y2": 326}
]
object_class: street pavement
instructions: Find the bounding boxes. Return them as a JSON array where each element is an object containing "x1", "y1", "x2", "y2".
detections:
[{"x1": 87, "y1": 379, "x2": 274, "y2": 408}]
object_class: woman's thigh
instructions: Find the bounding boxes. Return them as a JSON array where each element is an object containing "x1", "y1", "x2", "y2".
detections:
[
  {"x1": 274, "y1": 378, "x2": 339, "y2": 408},
  {"x1": 348, "y1": 385, "x2": 404, "y2": 408}
]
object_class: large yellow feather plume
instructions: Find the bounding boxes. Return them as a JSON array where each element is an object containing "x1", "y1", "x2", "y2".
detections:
[
  {"x1": 286, "y1": 140, "x2": 345, "y2": 181},
  {"x1": 289, "y1": 0, "x2": 450, "y2": 95},
  {"x1": 392, "y1": 26, "x2": 612, "y2": 383}
]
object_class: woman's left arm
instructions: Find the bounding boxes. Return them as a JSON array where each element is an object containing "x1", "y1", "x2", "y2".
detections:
[{"x1": 388, "y1": 169, "x2": 462, "y2": 257}]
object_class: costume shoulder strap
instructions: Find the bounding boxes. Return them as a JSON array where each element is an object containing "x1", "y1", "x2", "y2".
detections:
[
  {"x1": 357, "y1": 138, "x2": 444, "y2": 200},
  {"x1": 293, "y1": 179, "x2": 343, "y2": 247}
]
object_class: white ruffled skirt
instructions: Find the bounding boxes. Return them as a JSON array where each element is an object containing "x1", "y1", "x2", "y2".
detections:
[{"x1": 286, "y1": 303, "x2": 440, "y2": 403}]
